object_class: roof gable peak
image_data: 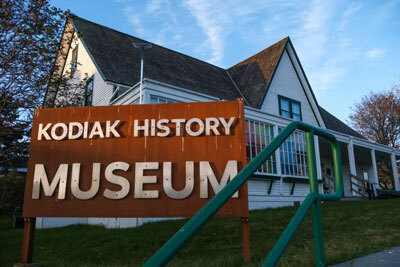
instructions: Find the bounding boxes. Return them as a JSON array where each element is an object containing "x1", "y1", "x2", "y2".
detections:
[{"x1": 227, "y1": 37, "x2": 289, "y2": 108}]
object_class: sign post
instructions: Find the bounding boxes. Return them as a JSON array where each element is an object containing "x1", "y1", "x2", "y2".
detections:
[
  {"x1": 241, "y1": 217, "x2": 250, "y2": 262},
  {"x1": 20, "y1": 218, "x2": 36, "y2": 265},
  {"x1": 20, "y1": 99, "x2": 249, "y2": 264}
]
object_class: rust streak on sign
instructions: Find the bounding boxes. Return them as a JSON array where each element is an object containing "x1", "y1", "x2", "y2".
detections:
[{"x1": 23, "y1": 99, "x2": 248, "y2": 218}]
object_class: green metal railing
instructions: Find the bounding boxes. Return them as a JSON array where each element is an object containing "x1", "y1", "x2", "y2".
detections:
[{"x1": 144, "y1": 121, "x2": 343, "y2": 267}]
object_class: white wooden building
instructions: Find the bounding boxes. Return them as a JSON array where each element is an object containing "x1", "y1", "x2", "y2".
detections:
[{"x1": 39, "y1": 15, "x2": 400, "y2": 228}]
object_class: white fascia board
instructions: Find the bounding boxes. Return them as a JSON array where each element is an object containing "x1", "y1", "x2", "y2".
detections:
[
  {"x1": 106, "y1": 81, "x2": 132, "y2": 88},
  {"x1": 109, "y1": 81, "x2": 141, "y2": 105},
  {"x1": 285, "y1": 44, "x2": 326, "y2": 128},
  {"x1": 69, "y1": 20, "x2": 107, "y2": 83},
  {"x1": 326, "y1": 128, "x2": 400, "y2": 154},
  {"x1": 111, "y1": 77, "x2": 221, "y2": 105},
  {"x1": 144, "y1": 78, "x2": 220, "y2": 102},
  {"x1": 245, "y1": 106, "x2": 293, "y2": 126}
]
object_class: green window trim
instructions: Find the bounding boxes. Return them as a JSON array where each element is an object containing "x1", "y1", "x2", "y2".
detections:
[{"x1": 278, "y1": 95, "x2": 302, "y2": 121}]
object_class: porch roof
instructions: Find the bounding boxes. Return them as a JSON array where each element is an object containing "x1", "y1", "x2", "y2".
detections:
[{"x1": 319, "y1": 107, "x2": 365, "y2": 139}]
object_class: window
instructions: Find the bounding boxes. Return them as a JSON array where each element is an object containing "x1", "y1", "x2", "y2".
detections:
[
  {"x1": 149, "y1": 95, "x2": 177, "y2": 104},
  {"x1": 110, "y1": 85, "x2": 130, "y2": 102},
  {"x1": 362, "y1": 170, "x2": 369, "y2": 181},
  {"x1": 279, "y1": 128, "x2": 308, "y2": 177},
  {"x1": 71, "y1": 45, "x2": 78, "y2": 75},
  {"x1": 245, "y1": 119, "x2": 277, "y2": 174},
  {"x1": 278, "y1": 95, "x2": 302, "y2": 121},
  {"x1": 85, "y1": 76, "x2": 94, "y2": 106}
]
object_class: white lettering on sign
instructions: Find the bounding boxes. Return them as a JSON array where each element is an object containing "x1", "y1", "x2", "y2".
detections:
[
  {"x1": 71, "y1": 163, "x2": 100, "y2": 200},
  {"x1": 103, "y1": 162, "x2": 130, "y2": 200},
  {"x1": 163, "y1": 161, "x2": 194, "y2": 199},
  {"x1": 133, "y1": 117, "x2": 236, "y2": 137},
  {"x1": 134, "y1": 162, "x2": 160, "y2": 199},
  {"x1": 199, "y1": 161, "x2": 238, "y2": 198},
  {"x1": 32, "y1": 164, "x2": 68, "y2": 199},
  {"x1": 38, "y1": 120, "x2": 121, "y2": 141},
  {"x1": 31, "y1": 161, "x2": 239, "y2": 200},
  {"x1": 37, "y1": 117, "x2": 237, "y2": 140}
]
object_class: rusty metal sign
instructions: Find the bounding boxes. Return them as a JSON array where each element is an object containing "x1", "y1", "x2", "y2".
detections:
[{"x1": 23, "y1": 99, "x2": 248, "y2": 218}]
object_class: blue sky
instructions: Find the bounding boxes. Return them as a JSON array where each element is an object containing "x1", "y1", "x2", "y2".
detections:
[{"x1": 51, "y1": 0, "x2": 400, "y2": 123}]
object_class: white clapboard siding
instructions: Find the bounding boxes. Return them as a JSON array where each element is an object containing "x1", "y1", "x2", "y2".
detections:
[
  {"x1": 260, "y1": 50, "x2": 319, "y2": 126},
  {"x1": 60, "y1": 33, "x2": 114, "y2": 107}
]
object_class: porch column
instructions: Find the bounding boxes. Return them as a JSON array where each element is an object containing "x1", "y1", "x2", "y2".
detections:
[
  {"x1": 314, "y1": 136, "x2": 322, "y2": 180},
  {"x1": 142, "y1": 86, "x2": 150, "y2": 104},
  {"x1": 370, "y1": 149, "x2": 379, "y2": 191},
  {"x1": 314, "y1": 136, "x2": 322, "y2": 193},
  {"x1": 273, "y1": 125, "x2": 283, "y2": 195},
  {"x1": 347, "y1": 137, "x2": 357, "y2": 177},
  {"x1": 391, "y1": 151, "x2": 400, "y2": 191}
]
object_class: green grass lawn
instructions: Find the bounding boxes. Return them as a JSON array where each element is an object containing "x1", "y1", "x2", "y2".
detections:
[{"x1": 1, "y1": 199, "x2": 400, "y2": 266}]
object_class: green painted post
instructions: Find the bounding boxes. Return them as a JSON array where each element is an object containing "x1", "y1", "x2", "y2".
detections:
[
  {"x1": 262, "y1": 193, "x2": 318, "y2": 266},
  {"x1": 306, "y1": 130, "x2": 325, "y2": 267}
]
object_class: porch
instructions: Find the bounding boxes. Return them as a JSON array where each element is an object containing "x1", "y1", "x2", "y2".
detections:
[{"x1": 244, "y1": 107, "x2": 400, "y2": 209}]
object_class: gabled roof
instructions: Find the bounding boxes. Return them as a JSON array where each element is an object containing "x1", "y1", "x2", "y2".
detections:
[
  {"x1": 70, "y1": 15, "x2": 241, "y2": 101},
  {"x1": 60, "y1": 15, "x2": 364, "y2": 139},
  {"x1": 319, "y1": 107, "x2": 365, "y2": 139},
  {"x1": 228, "y1": 37, "x2": 288, "y2": 108}
]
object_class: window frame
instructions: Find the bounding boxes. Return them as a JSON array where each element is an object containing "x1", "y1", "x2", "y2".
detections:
[
  {"x1": 245, "y1": 119, "x2": 277, "y2": 175},
  {"x1": 85, "y1": 75, "x2": 94, "y2": 106},
  {"x1": 71, "y1": 45, "x2": 78, "y2": 75},
  {"x1": 278, "y1": 95, "x2": 302, "y2": 121},
  {"x1": 149, "y1": 95, "x2": 177, "y2": 104}
]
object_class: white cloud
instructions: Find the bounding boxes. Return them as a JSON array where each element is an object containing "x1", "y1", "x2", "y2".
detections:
[
  {"x1": 263, "y1": 15, "x2": 281, "y2": 33},
  {"x1": 173, "y1": 34, "x2": 182, "y2": 40},
  {"x1": 146, "y1": 0, "x2": 169, "y2": 12},
  {"x1": 343, "y1": 2, "x2": 362, "y2": 17},
  {"x1": 122, "y1": 1, "x2": 182, "y2": 47},
  {"x1": 182, "y1": 0, "x2": 224, "y2": 65},
  {"x1": 338, "y1": 2, "x2": 362, "y2": 30},
  {"x1": 366, "y1": 48, "x2": 386, "y2": 59},
  {"x1": 124, "y1": 6, "x2": 145, "y2": 37},
  {"x1": 295, "y1": 0, "x2": 332, "y2": 64},
  {"x1": 182, "y1": 0, "x2": 283, "y2": 65},
  {"x1": 309, "y1": 65, "x2": 345, "y2": 94}
]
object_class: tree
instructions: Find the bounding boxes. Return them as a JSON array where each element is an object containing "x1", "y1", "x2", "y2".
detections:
[
  {"x1": 349, "y1": 83, "x2": 400, "y2": 189},
  {"x1": 0, "y1": 0, "x2": 66, "y2": 114},
  {"x1": 51, "y1": 63, "x2": 88, "y2": 108},
  {"x1": 0, "y1": 96, "x2": 30, "y2": 170},
  {"x1": 349, "y1": 85, "x2": 400, "y2": 148},
  {"x1": 0, "y1": 0, "x2": 83, "y2": 171}
]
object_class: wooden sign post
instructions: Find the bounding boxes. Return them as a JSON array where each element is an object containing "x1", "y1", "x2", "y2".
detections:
[{"x1": 20, "y1": 99, "x2": 249, "y2": 264}]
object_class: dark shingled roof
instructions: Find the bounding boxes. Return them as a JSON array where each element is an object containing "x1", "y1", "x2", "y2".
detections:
[
  {"x1": 71, "y1": 15, "x2": 241, "y2": 101},
  {"x1": 68, "y1": 15, "x2": 365, "y2": 139},
  {"x1": 319, "y1": 107, "x2": 365, "y2": 139},
  {"x1": 228, "y1": 37, "x2": 288, "y2": 108}
]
